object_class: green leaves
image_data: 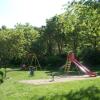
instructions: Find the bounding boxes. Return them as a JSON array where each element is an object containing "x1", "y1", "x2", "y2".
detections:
[{"x1": 0, "y1": 23, "x2": 40, "y2": 65}]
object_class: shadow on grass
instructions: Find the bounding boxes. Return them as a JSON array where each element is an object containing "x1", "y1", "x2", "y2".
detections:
[{"x1": 30, "y1": 86, "x2": 100, "y2": 100}]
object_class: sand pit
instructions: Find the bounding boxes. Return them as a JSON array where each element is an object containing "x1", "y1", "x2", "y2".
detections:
[{"x1": 19, "y1": 75, "x2": 99, "y2": 85}]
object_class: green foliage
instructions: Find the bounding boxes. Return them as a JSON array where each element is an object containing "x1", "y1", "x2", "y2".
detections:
[
  {"x1": 0, "y1": 23, "x2": 40, "y2": 65},
  {"x1": 39, "y1": 55, "x2": 66, "y2": 70},
  {"x1": 79, "y1": 48, "x2": 100, "y2": 66}
]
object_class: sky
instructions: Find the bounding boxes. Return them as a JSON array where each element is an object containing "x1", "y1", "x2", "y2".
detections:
[{"x1": 0, "y1": 0, "x2": 73, "y2": 28}]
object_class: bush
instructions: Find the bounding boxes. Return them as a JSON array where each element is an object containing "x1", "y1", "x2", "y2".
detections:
[
  {"x1": 79, "y1": 48, "x2": 100, "y2": 66},
  {"x1": 39, "y1": 54, "x2": 66, "y2": 70}
]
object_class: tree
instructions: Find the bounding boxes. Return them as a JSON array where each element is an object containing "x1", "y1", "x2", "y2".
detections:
[
  {"x1": 63, "y1": 0, "x2": 100, "y2": 54},
  {"x1": 45, "y1": 15, "x2": 67, "y2": 55},
  {"x1": 15, "y1": 23, "x2": 40, "y2": 64}
]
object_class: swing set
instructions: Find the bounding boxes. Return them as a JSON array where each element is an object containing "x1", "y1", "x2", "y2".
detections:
[{"x1": 21, "y1": 53, "x2": 41, "y2": 70}]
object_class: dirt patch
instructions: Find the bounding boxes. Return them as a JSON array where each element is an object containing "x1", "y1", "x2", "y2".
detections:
[{"x1": 19, "y1": 75, "x2": 99, "y2": 85}]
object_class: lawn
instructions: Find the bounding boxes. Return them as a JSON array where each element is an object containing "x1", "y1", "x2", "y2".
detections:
[{"x1": 0, "y1": 68, "x2": 100, "y2": 100}]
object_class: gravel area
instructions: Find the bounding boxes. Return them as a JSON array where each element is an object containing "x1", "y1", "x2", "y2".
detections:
[{"x1": 19, "y1": 75, "x2": 99, "y2": 85}]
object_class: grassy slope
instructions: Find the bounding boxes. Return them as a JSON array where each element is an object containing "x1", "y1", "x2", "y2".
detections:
[{"x1": 0, "y1": 68, "x2": 100, "y2": 100}]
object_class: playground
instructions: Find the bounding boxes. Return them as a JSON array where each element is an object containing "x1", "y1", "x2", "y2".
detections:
[
  {"x1": 0, "y1": 0, "x2": 100, "y2": 99},
  {"x1": 0, "y1": 51, "x2": 99, "y2": 100},
  {"x1": 19, "y1": 53, "x2": 98, "y2": 85},
  {"x1": 0, "y1": 52, "x2": 100, "y2": 99},
  {"x1": 1, "y1": 53, "x2": 98, "y2": 86}
]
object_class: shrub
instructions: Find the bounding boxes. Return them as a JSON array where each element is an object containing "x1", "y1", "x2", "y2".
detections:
[
  {"x1": 79, "y1": 48, "x2": 100, "y2": 66},
  {"x1": 39, "y1": 54, "x2": 66, "y2": 70}
]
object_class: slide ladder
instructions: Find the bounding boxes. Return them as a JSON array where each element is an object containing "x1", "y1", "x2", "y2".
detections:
[{"x1": 64, "y1": 61, "x2": 71, "y2": 72}]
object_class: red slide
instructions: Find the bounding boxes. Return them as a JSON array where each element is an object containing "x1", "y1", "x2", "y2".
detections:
[{"x1": 68, "y1": 53, "x2": 96, "y2": 77}]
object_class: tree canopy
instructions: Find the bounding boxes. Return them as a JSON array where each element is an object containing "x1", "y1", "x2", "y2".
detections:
[{"x1": 0, "y1": 0, "x2": 100, "y2": 66}]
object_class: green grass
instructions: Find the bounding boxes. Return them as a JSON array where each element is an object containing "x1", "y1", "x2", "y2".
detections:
[{"x1": 0, "y1": 68, "x2": 100, "y2": 100}]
